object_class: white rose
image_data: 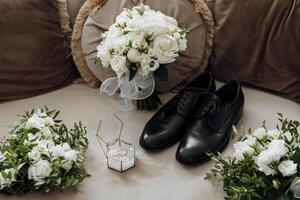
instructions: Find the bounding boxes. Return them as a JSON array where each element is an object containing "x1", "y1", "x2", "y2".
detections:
[
  {"x1": 25, "y1": 113, "x2": 54, "y2": 130},
  {"x1": 278, "y1": 160, "x2": 297, "y2": 177},
  {"x1": 0, "y1": 152, "x2": 5, "y2": 162},
  {"x1": 0, "y1": 168, "x2": 16, "y2": 189},
  {"x1": 43, "y1": 117, "x2": 54, "y2": 127},
  {"x1": 127, "y1": 48, "x2": 141, "y2": 63},
  {"x1": 40, "y1": 127, "x2": 54, "y2": 140},
  {"x1": 26, "y1": 132, "x2": 42, "y2": 145},
  {"x1": 28, "y1": 160, "x2": 52, "y2": 182},
  {"x1": 233, "y1": 136, "x2": 256, "y2": 160},
  {"x1": 62, "y1": 143, "x2": 72, "y2": 152},
  {"x1": 267, "y1": 129, "x2": 281, "y2": 139},
  {"x1": 28, "y1": 147, "x2": 41, "y2": 161},
  {"x1": 256, "y1": 139, "x2": 288, "y2": 175},
  {"x1": 64, "y1": 150, "x2": 77, "y2": 162},
  {"x1": 37, "y1": 140, "x2": 55, "y2": 156},
  {"x1": 267, "y1": 139, "x2": 288, "y2": 160},
  {"x1": 61, "y1": 161, "x2": 73, "y2": 171},
  {"x1": 25, "y1": 114, "x2": 45, "y2": 130},
  {"x1": 36, "y1": 109, "x2": 47, "y2": 117},
  {"x1": 253, "y1": 128, "x2": 267, "y2": 139},
  {"x1": 50, "y1": 145, "x2": 65, "y2": 159},
  {"x1": 110, "y1": 55, "x2": 128, "y2": 77},
  {"x1": 256, "y1": 150, "x2": 277, "y2": 176}
]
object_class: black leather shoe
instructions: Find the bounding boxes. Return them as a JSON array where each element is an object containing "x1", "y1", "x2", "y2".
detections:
[
  {"x1": 140, "y1": 72, "x2": 216, "y2": 151},
  {"x1": 176, "y1": 80, "x2": 244, "y2": 165}
]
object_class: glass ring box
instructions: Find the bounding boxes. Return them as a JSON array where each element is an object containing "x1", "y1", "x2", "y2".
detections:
[{"x1": 96, "y1": 115, "x2": 135, "y2": 172}]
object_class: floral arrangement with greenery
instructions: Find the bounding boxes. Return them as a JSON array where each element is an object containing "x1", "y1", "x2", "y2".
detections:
[
  {"x1": 0, "y1": 107, "x2": 89, "y2": 194},
  {"x1": 206, "y1": 114, "x2": 300, "y2": 200},
  {"x1": 97, "y1": 4, "x2": 187, "y2": 111}
]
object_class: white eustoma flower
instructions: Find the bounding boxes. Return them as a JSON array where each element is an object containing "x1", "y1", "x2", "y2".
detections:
[
  {"x1": 36, "y1": 109, "x2": 48, "y2": 117},
  {"x1": 40, "y1": 127, "x2": 52, "y2": 139},
  {"x1": 50, "y1": 145, "x2": 65, "y2": 159},
  {"x1": 233, "y1": 136, "x2": 256, "y2": 161},
  {"x1": 28, "y1": 147, "x2": 41, "y2": 161},
  {"x1": 256, "y1": 150, "x2": 277, "y2": 176},
  {"x1": 28, "y1": 160, "x2": 52, "y2": 182},
  {"x1": 253, "y1": 128, "x2": 267, "y2": 139},
  {"x1": 62, "y1": 143, "x2": 72, "y2": 152},
  {"x1": 267, "y1": 140, "x2": 288, "y2": 160},
  {"x1": 149, "y1": 59, "x2": 160, "y2": 72},
  {"x1": 25, "y1": 113, "x2": 54, "y2": 130},
  {"x1": 25, "y1": 114, "x2": 45, "y2": 130},
  {"x1": 43, "y1": 116, "x2": 55, "y2": 127},
  {"x1": 0, "y1": 168, "x2": 16, "y2": 189},
  {"x1": 278, "y1": 160, "x2": 297, "y2": 177},
  {"x1": 256, "y1": 139, "x2": 288, "y2": 175},
  {"x1": 110, "y1": 55, "x2": 128, "y2": 77},
  {"x1": 24, "y1": 132, "x2": 42, "y2": 146},
  {"x1": 0, "y1": 152, "x2": 5, "y2": 162},
  {"x1": 267, "y1": 129, "x2": 281, "y2": 139},
  {"x1": 61, "y1": 161, "x2": 73, "y2": 171},
  {"x1": 64, "y1": 150, "x2": 77, "y2": 162},
  {"x1": 36, "y1": 140, "x2": 55, "y2": 156}
]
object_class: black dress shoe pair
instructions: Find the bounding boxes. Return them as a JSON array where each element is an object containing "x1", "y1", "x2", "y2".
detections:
[{"x1": 140, "y1": 71, "x2": 244, "y2": 165}]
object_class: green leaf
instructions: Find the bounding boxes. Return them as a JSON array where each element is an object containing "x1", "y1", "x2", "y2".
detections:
[
  {"x1": 128, "y1": 67, "x2": 138, "y2": 81},
  {"x1": 292, "y1": 148, "x2": 300, "y2": 164},
  {"x1": 276, "y1": 193, "x2": 293, "y2": 200}
]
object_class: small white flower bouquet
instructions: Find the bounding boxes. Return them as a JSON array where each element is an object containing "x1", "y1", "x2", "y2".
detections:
[
  {"x1": 206, "y1": 114, "x2": 300, "y2": 199},
  {"x1": 0, "y1": 108, "x2": 88, "y2": 194},
  {"x1": 97, "y1": 4, "x2": 187, "y2": 111}
]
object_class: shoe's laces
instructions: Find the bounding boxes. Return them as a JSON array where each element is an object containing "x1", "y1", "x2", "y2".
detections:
[
  {"x1": 176, "y1": 87, "x2": 208, "y2": 115},
  {"x1": 205, "y1": 96, "x2": 227, "y2": 132}
]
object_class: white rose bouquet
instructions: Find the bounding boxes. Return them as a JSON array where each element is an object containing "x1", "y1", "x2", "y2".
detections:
[
  {"x1": 0, "y1": 107, "x2": 88, "y2": 194},
  {"x1": 97, "y1": 4, "x2": 187, "y2": 111},
  {"x1": 206, "y1": 114, "x2": 300, "y2": 199}
]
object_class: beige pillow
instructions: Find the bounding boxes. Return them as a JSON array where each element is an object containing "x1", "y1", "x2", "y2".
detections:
[{"x1": 72, "y1": 0, "x2": 214, "y2": 91}]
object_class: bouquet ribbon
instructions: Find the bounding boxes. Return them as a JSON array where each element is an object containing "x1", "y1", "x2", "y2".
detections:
[{"x1": 100, "y1": 73, "x2": 155, "y2": 111}]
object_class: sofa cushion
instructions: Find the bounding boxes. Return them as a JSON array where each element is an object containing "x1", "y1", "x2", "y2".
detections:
[
  {"x1": 0, "y1": 0, "x2": 79, "y2": 101},
  {"x1": 72, "y1": 0, "x2": 214, "y2": 92},
  {"x1": 209, "y1": 0, "x2": 300, "y2": 103}
]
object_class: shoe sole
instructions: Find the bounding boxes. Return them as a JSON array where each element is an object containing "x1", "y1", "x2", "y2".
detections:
[{"x1": 176, "y1": 108, "x2": 244, "y2": 166}]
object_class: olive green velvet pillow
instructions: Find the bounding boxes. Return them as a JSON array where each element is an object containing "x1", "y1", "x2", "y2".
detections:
[{"x1": 0, "y1": 0, "x2": 78, "y2": 101}]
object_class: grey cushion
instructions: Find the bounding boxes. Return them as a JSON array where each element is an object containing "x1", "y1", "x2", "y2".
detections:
[{"x1": 80, "y1": 0, "x2": 212, "y2": 92}]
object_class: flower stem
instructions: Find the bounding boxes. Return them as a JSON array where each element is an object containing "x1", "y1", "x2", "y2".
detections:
[{"x1": 137, "y1": 92, "x2": 162, "y2": 111}]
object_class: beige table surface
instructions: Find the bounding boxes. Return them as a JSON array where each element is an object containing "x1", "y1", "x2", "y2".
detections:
[{"x1": 0, "y1": 82, "x2": 299, "y2": 200}]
